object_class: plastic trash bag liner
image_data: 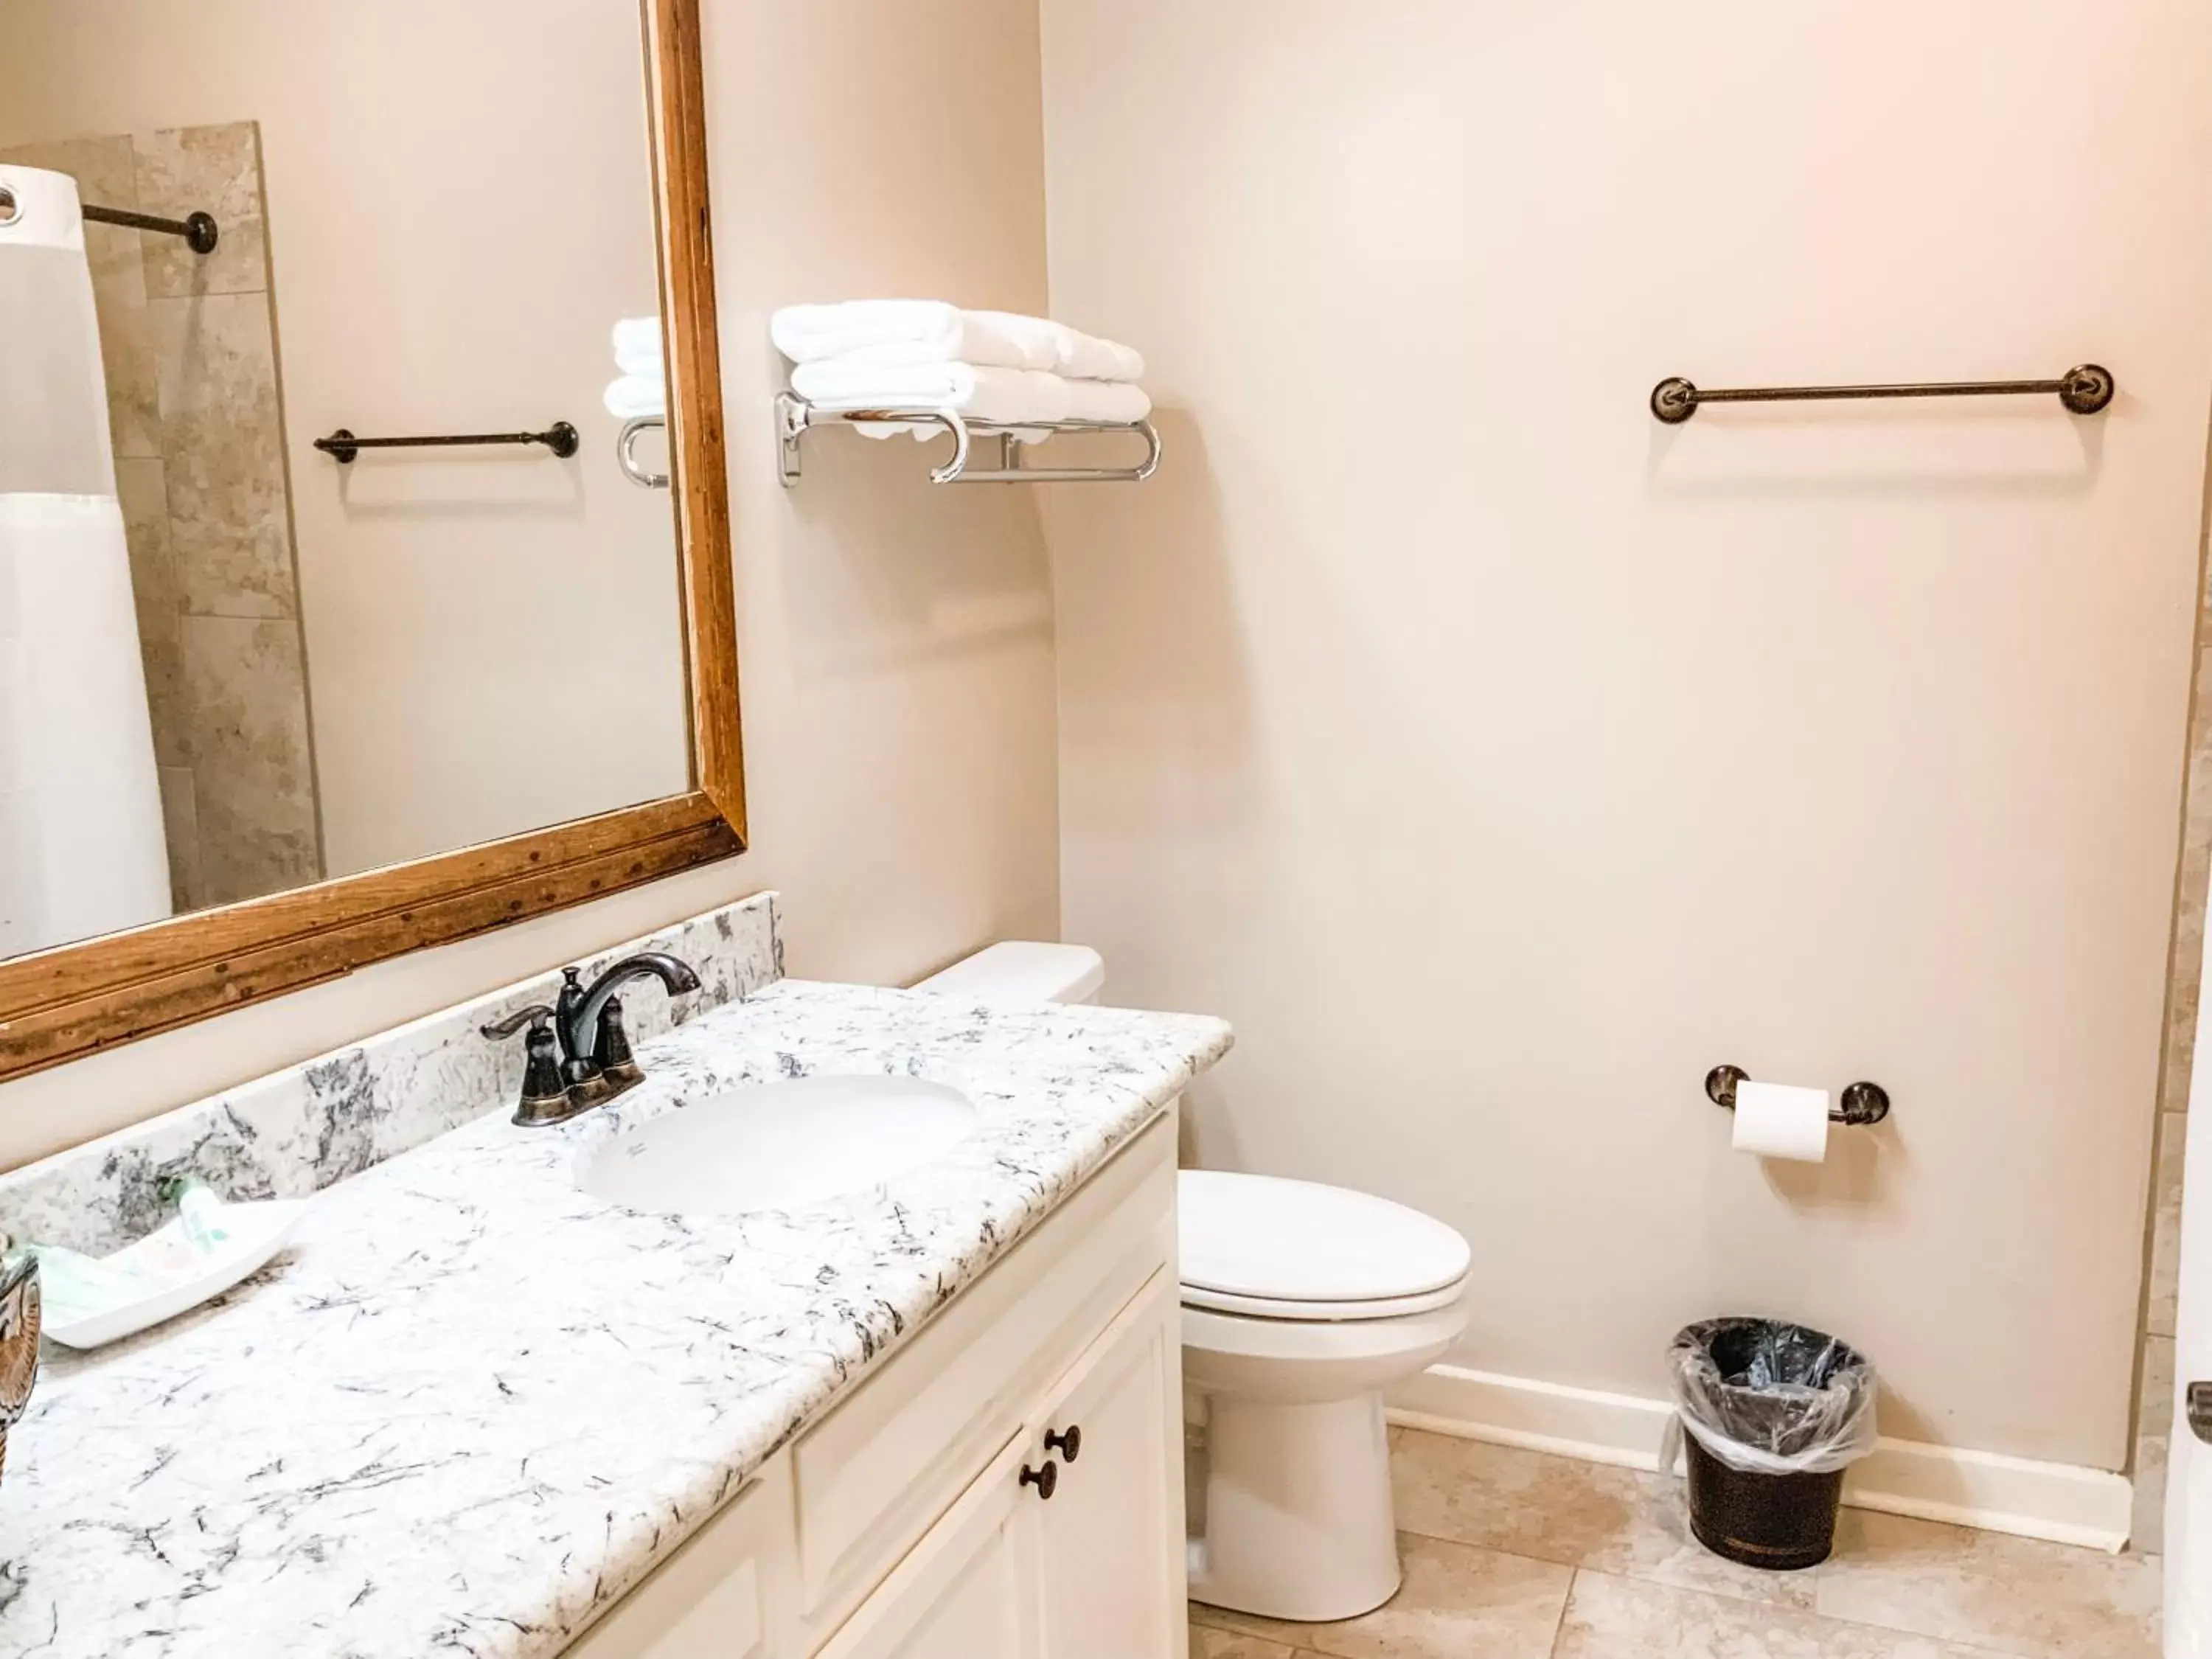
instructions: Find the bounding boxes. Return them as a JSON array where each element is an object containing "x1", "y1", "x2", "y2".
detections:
[{"x1": 1666, "y1": 1318, "x2": 1877, "y2": 1477}]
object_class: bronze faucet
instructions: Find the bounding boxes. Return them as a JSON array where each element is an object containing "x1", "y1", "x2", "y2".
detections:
[{"x1": 480, "y1": 953, "x2": 701, "y2": 1126}]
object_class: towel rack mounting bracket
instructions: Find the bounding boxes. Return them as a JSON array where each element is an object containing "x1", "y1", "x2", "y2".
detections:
[
  {"x1": 619, "y1": 417, "x2": 670, "y2": 490},
  {"x1": 775, "y1": 392, "x2": 1161, "y2": 487}
]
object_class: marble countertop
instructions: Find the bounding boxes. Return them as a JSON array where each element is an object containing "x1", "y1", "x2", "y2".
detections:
[{"x1": 0, "y1": 981, "x2": 1232, "y2": 1658}]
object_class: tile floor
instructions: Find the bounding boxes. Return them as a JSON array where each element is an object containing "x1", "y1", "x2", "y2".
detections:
[{"x1": 1189, "y1": 1428, "x2": 2163, "y2": 1659}]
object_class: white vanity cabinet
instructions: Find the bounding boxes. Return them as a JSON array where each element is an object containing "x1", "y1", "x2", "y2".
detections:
[
  {"x1": 813, "y1": 1436, "x2": 1044, "y2": 1659},
  {"x1": 1033, "y1": 1275, "x2": 1184, "y2": 1659},
  {"x1": 565, "y1": 1114, "x2": 1186, "y2": 1659}
]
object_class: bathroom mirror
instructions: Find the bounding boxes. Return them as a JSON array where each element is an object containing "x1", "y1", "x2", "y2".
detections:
[{"x1": 0, "y1": 0, "x2": 745, "y2": 1080}]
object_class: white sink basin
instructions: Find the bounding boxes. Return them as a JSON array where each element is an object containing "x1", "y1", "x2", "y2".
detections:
[{"x1": 580, "y1": 1074, "x2": 981, "y2": 1217}]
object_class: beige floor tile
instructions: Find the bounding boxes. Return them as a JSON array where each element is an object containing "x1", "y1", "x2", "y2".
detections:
[
  {"x1": 1390, "y1": 1427, "x2": 1819, "y2": 1609},
  {"x1": 1813, "y1": 1509, "x2": 2161, "y2": 1659},
  {"x1": 1554, "y1": 1570, "x2": 1997, "y2": 1658},
  {"x1": 1194, "y1": 1531, "x2": 1571, "y2": 1659},
  {"x1": 1191, "y1": 1622, "x2": 1298, "y2": 1659}
]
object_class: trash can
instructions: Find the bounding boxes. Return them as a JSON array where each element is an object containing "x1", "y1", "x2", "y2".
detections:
[{"x1": 1666, "y1": 1317, "x2": 1876, "y2": 1571}]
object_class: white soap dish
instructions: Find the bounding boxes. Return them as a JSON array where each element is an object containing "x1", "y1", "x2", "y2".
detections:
[{"x1": 38, "y1": 1197, "x2": 307, "y2": 1351}]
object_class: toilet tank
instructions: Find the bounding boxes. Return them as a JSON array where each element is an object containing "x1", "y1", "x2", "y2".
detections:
[{"x1": 911, "y1": 941, "x2": 1105, "y2": 1005}]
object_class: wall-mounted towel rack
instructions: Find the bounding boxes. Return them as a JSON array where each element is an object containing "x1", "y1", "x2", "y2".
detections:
[
  {"x1": 1650, "y1": 363, "x2": 2115, "y2": 424},
  {"x1": 314, "y1": 422, "x2": 580, "y2": 465},
  {"x1": 83, "y1": 203, "x2": 219, "y2": 255},
  {"x1": 776, "y1": 393, "x2": 1161, "y2": 487},
  {"x1": 618, "y1": 417, "x2": 669, "y2": 490}
]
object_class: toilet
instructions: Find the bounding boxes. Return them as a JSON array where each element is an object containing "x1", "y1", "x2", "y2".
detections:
[{"x1": 914, "y1": 942, "x2": 1472, "y2": 1624}]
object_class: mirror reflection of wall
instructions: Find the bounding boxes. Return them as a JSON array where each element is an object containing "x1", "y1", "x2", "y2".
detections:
[{"x1": 0, "y1": 0, "x2": 692, "y2": 963}]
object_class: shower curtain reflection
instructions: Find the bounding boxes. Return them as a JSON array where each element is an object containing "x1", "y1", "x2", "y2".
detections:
[{"x1": 0, "y1": 164, "x2": 172, "y2": 958}]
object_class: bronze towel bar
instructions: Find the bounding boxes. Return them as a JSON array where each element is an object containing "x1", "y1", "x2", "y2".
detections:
[
  {"x1": 1650, "y1": 364, "x2": 2114, "y2": 423},
  {"x1": 314, "y1": 423, "x2": 580, "y2": 464}
]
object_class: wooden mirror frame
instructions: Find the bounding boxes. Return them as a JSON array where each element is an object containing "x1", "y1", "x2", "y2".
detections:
[{"x1": 0, "y1": 0, "x2": 744, "y2": 1084}]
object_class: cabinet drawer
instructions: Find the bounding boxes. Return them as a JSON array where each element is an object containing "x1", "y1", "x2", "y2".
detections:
[
  {"x1": 795, "y1": 1112, "x2": 1175, "y2": 1638},
  {"x1": 563, "y1": 1458, "x2": 795, "y2": 1659}
]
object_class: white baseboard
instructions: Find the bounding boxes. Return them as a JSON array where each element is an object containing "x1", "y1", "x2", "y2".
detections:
[{"x1": 1387, "y1": 1363, "x2": 2133, "y2": 1554}]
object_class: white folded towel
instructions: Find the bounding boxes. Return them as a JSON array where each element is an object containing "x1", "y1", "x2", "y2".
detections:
[
  {"x1": 604, "y1": 374, "x2": 666, "y2": 420},
  {"x1": 789, "y1": 361, "x2": 1078, "y2": 426},
  {"x1": 1062, "y1": 331, "x2": 1145, "y2": 383},
  {"x1": 969, "y1": 310, "x2": 1145, "y2": 383},
  {"x1": 773, "y1": 302, "x2": 1054, "y2": 372},
  {"x1": 612, "y1": 316, "x2": 662, "y2": 378},
  {"x1": 1062, "y1": 378, "x2": 1152, "y2": 424},
  {"x1": 771, "y1": 301, "x2": 1145, "y2": 383}
]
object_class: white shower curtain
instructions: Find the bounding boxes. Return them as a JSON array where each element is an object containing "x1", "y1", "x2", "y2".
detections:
[{"x1": 0, "y1": 164, "x2": 171, "y2": 958}]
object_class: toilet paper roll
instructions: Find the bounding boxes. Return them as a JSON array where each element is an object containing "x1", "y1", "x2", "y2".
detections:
[{"x1": 1731, "y1": 1080, "x2": 1831, "y2": 1163}]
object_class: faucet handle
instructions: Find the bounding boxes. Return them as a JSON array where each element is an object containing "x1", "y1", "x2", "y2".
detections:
[
  {"x1": 595, "y1": 995, "x2": 645, "y2": 1091},
  {"x1": 481, "y1": 1003, "x2": 557, "y2": 1041},
  {"x1": 479, "y1": 1006, "x2": 573, "y2": 1127}
]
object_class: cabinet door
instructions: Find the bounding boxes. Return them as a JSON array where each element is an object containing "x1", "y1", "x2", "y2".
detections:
[
  {"x1": 814, "y1": 1436, "x2": 1043, "y2": 1659},
  {"x1": 1037, "y1": 1272, "x2": 1186, "y2": 1659},
  {"x1": 563, "y1": 1458, "x2": 795, "y2": 1659},
  {"x1": 794, "y1": 1114, "x2": 1175, "y2": 1641}
]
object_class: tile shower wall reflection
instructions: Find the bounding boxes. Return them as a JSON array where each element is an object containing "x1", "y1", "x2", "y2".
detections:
[
  {"x1": 0, "y1": 120, "x2": 322, "y2": 911},
  {"x1": 2132, "y1": 604, "x2": 2211, "y2": 1551}
]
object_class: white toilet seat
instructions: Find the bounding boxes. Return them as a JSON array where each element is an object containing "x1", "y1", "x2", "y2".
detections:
[
  {"x1": 1180, "y1": 1273, "x2": 1470, "y2": 1322},
  {"x1": 1183, "y1": 1293, "x2": 1469, "y2": 1377},
  {"x1": 1178, "y1": 1168, "x2": 1472, "y2": 1312}
]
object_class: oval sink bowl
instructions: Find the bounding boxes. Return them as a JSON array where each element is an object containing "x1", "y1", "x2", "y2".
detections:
[{"x1": 580, "y1": 1074, "x2": 980, "y2": 1217}]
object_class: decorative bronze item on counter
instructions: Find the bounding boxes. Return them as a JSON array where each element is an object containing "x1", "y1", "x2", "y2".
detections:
[{"x1": 0, "y1": 1251, "x2": 40, "y2": 1484}]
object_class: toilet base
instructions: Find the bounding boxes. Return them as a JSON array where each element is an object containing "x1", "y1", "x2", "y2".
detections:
[{"x1": 1188, "y1": 1390, "x2": 1402, "y2": 1624}]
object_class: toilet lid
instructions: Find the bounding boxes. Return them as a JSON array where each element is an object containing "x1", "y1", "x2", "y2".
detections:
[{"x1": 1178, "y1": 1170, "x2": 1471, "y2": 1309}]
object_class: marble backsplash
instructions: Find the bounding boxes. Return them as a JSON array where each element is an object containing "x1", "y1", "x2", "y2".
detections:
[{"x1": 0, "y1": 891, "x2": 781, "y2": 1256}]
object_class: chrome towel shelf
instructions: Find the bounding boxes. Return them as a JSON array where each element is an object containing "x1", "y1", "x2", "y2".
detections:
[
  {"x1": 1705, "y1": 1065, "x2": 1891, "y2": 1127},
  {"x1": 1650, "y1": 363, "x2": 2115, "y2": 424},
  {"x1": 776, "y1": 393, "x2": 1161, "y2": 487}
]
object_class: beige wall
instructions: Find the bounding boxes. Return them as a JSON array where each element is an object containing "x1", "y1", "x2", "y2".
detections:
[
  {"x1": 0, "y1": 0, "x2": 692, "y2": 878},
  {"x1": 1040, "y1": 1, "x2": 2212, "y2": 1469},
  {"x1": 0, "y1": 0, "x2": 1059, "y2": 1169}
]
